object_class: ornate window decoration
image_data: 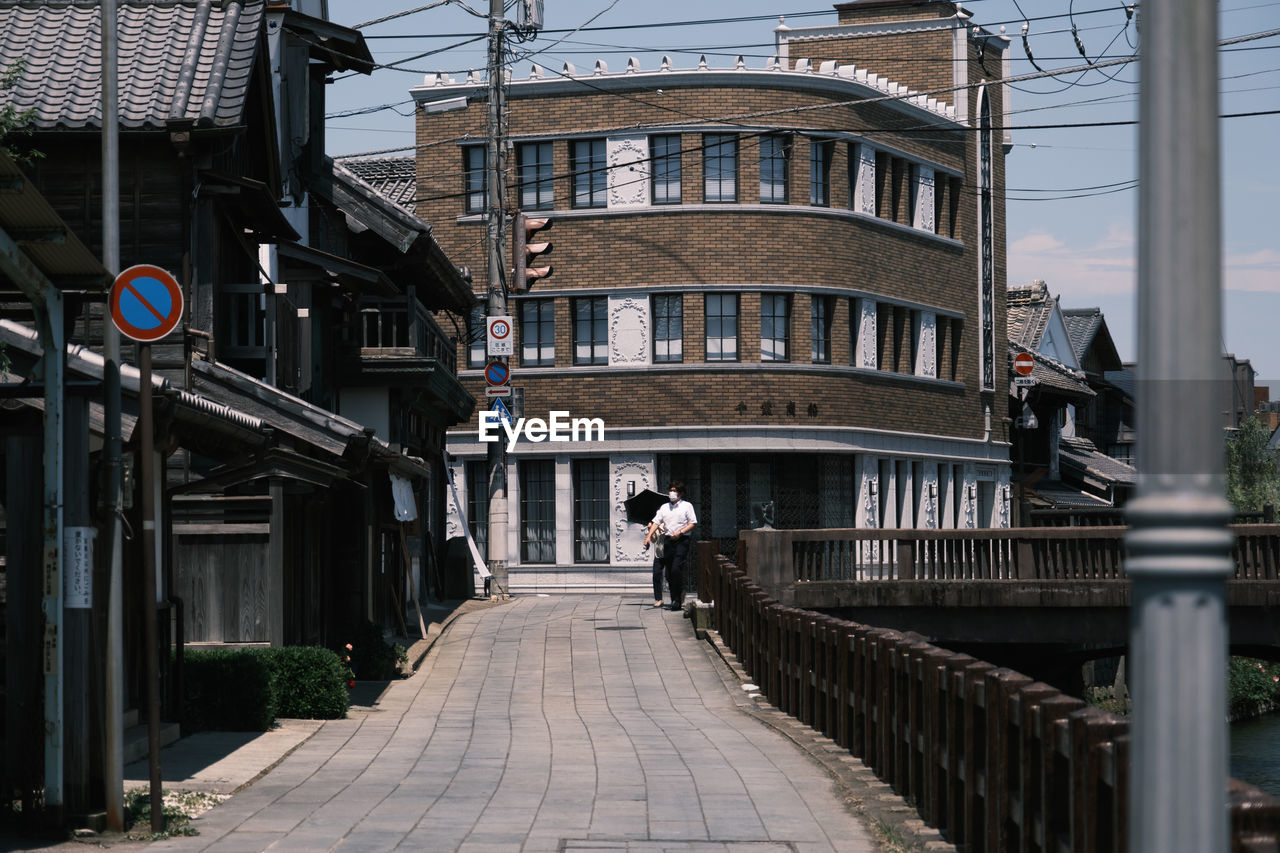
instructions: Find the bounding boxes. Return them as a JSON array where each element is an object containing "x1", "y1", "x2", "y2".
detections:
[{"x1": 977, "y1": 86, "x2": 996, "y2": 392}]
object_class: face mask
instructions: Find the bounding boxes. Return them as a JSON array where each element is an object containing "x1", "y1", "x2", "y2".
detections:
[{"x1": 668, "y1": 492, "x2": 678, "y2": 502}]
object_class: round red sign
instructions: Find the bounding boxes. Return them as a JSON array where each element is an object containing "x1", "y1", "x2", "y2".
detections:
[
  {"x1": 110, "y1": 264, "x2": 184, "y2": 343},
  {"x1": 1013, "y1": 352, "x2": 1035, "y2": 376}
]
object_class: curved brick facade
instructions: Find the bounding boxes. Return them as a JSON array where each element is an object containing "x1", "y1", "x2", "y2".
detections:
[{"x1": 412, "y1": 1, "x2": 1014, "y2": 585}]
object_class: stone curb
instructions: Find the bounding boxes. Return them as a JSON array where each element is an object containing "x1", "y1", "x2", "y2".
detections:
[{"x1": 701, "y1": 627, "x2": 956, "y2": 853}]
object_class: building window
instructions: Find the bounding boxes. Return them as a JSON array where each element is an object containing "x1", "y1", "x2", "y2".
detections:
[
  {"x1": 573, "y1": 459, "x2": 609, "y2": 563},
  {"x1": 760, "y1": 293, "x2": 790, "y2": 362},
  {"x1": 573, "y1": 296, "x2": 607, "y2": 365},
  {"x1": 811, "y1": 295, "x2": 832, "y2": 363},
  {"x1": 703, "y1": 134, "x2": 738, "y2": 203},
  {"x1": 810, "y1": 140, "x2": 832, "y2": 207},
  {"x1": 463, "y1": 145, "x2": 487, "y2": 214},
  {"x1": 519, "y1": 459, "x2": 556, "y2": 563},
  {"x1": 571, "y1": 138, "x2": 607, "y2": 208},
  {"x1": 759, "y1": 134, "x2": 790, "y2": 204},
  {"x1": 465, "y1": 461, "x2": 489, "y2": 560},
  {"x1": 705, "y1": 293, "x2": 739, "y2": 362},
  {"x1": 652, "y1": 293, "x2": 683, "y2": 362},
  {"x1": 467, "y1": 306, "x2": 486, "y2": 368},
  {"x1": 517, "y1": 141, "x2": 554, "y2": 211},
  {"x1": 520, "y1": 299, "x2": 555, "y2": 366},
  {"x1": 224, "y1": 284, "x2": 267, "y2": 358},
  {"x1": 651, "y1": 134, "x2": 682, "y2": 204}
]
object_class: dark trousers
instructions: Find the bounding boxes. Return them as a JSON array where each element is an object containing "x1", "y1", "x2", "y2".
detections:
[{"x1": 652, "y1": 536, "x2": 691, "y2": 604}]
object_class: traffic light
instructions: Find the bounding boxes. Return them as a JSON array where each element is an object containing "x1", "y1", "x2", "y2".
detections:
[{"x1": 512, "y1": 211, "x2": 552, "y2": 292}]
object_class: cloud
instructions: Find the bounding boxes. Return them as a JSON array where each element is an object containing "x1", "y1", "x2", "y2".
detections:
[
  {"x1": 1225, "y1": 248, "x2": 1280, "y2": 293},
  {"x1": 1007, "y1": 224, "x2": 1136, "y2": 299}
]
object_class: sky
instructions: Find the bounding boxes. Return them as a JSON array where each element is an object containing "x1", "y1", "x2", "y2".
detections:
[{"x1": 324, "y1": 0, "x2": 1280, "y2": 385}]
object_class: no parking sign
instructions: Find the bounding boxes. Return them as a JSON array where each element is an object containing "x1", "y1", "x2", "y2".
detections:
[{"x1": 110, "y1": 264, "x2": 184, "y2": 342}]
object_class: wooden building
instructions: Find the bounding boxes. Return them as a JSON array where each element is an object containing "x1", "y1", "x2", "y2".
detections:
[{"x1": 0, "y1": 0, "x2": 475, "y2": 820}]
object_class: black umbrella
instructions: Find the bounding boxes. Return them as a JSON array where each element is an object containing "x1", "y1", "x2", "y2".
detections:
[{"x1": 624, "y1": 489, "x2": 669, "y2": 525}]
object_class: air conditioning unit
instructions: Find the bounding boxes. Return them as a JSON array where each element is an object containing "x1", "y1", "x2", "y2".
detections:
[{"x1": 517, "y1": 0, "x2": 544, "y2": 31}]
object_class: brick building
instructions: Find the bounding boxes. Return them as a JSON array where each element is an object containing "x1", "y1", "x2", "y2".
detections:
[{"x1": 403, "y1": 0, "x2": 1014, "y2": 589}]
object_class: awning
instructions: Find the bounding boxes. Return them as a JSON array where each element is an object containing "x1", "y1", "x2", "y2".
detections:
[
  {"x1": 200, "y1": 171, "x2": 300, "y2": 243},
  {"x1": 282, "y1": 10, "x2": 375, "y2": 75},
  {"x1": 0, "y1": 150, "x2": 110, "y2": 296},
  {"x1": 276, "y1": 240, "x2": 399, "y2": 297}
]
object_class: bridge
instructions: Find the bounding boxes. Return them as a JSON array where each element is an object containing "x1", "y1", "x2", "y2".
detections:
[
  {"x1": 730, "y1": 524, "x2": 1280, "y2": 649},
  {"x1": 693, "y1": 533, "x2": 1280, "y2": 852}
]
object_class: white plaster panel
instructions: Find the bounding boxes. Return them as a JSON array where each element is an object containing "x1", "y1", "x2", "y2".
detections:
[
  {"x1": 854, "y1": 144, "x2": 877, "y2": 215},
  {"x1": 997, "y1": 468, "x2": 1011, "y2": 529},
  {"x1": 913, "y1": 166, "x2": 935, "y2": 232},
  {"x1": 961, "y1": 462, "x2": 977, "y2": 529},
  {"x1": 552, "y1": 456, "x2": 572, "y2": 567},
  {"x1": 915, "y1": 310, "x2": 937, "y2": 378},
  {"x1": 446, "y1": 461, "x2": 465, "y2": 540},
  {"x1": 919, "y1": 463, "x2": 939, "y2": 530},
  {"x1": 607, "y1": 135, "x2": 650, "y2": 208},
  {"x1": 506, "y1": 459, "x2": 521, "y2": 566},
  {"x1": 856, "y1": 299, "x2": 878, "y2": 369},
  {"x1": 608, "y1": 295, "x2": 651, "y2": 366},
  {"x1": 611, "y1": 454, "x2": 656, "y2": 563},
  {"x1": 896, "y1": 459, "x2": 913, "y2": 529}
]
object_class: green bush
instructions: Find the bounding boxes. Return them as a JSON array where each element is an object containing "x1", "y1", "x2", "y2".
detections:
[
  {"x1": 1228, "y1": 657, "x2": 1280, "y2": 719},
  {"x1": 344, "y1": 620, "x2": 408, "y2": 681},
  {"x1": 265, "y1": 646, "x2": 350, "y2": 720},
  {"x1": 183, "y1": 645, "x2": 351, "y2": 730},
  {"x1": 183, "y1": 648, "x2": 276, "y2": 732}
]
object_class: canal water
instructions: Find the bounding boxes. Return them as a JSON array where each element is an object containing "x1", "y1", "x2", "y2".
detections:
[{"x1": 1231, "y1": 712, "x2": 1280, "y2": 797}]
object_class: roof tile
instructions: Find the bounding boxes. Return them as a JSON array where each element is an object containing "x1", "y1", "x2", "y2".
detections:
[{"x1": 0, "y1": 0, "x2": 264, "y2": 131}]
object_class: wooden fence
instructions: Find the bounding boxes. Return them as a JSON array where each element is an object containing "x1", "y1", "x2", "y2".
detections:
[
  {"x1": 699, "y1": 543, "x2": 1280, "y2": 852},
  {"x1": 737, "y1": 524, "x2": 1280, "y2": 585}
]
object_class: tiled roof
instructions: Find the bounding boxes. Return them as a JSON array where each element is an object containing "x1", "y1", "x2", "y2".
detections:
[
  {"x1": 0, "y1": 0, "x2": 264, "y2": 130},
  {"x1": 1061, "y1": 308, "x2": 1103, "y2": 364},
  {"x1": 1006, "y1": 281, "x2": 1053, "y2": 350},
  {"x1": 338, "y1": 156, "x2": 416, "y2": 214},
  {"x1": 1009, "y1": 343, "x2": 1093, "y2": 399},
  {"x1": 1059, "y1": 436, "x2": 1138, "y2": 487},
  {"x1": 1023, "y1": 479, "x2": 1113, "y2": 508}
]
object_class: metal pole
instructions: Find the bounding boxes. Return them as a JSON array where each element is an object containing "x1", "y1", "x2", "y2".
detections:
[
  {"x1": 100, "y1": 0, "x2": 125, "y2": 831},
  {"x1": 138, "y1": 344, "x2": 163, "y2": 833},
  {"x1": 1125, "y1": 1, "x2": 1232, "y2": 850},
  {"x1": 485, "y1": 0, "x2": 509, "y2": 598},
  {"x1": 38, "y1": 290, "x2": 66, "y2": 822}
]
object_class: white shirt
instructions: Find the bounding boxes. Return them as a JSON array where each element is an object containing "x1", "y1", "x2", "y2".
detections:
[{"x1": 652, "y1": 499, "x2": 698, "y2": 535}]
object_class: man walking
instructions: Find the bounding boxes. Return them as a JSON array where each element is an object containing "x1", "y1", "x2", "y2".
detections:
[{"x1": 645, "y1": 481, "x2": 698, "y2": 610}]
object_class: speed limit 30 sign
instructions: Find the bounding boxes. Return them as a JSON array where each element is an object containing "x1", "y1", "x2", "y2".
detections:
[{"x1": 487, "y1": 315, "x2": 513, "y2": 356}]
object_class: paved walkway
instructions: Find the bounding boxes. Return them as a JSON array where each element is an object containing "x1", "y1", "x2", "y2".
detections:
[{"x1": 129, "y1": 596, "x2": 879, "y2": 852}]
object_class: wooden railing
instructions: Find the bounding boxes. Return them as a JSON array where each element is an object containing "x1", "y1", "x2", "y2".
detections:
[
  {"x1": 699, "y1": 543, "x2": 1280, "y2": 853},
  {"x1": 736, "y1": 525, "x2": 1280, "y2": 587}
]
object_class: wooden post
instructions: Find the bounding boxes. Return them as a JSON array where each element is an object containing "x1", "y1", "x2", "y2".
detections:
[
  {"x1": 63, "y1": 395, "x2": 95, "y2": 822},
  {"x1": 399, "y1": 525, "x2": 428, "y2": 639},
  {"x1": 138, "y1": 344, "x2": 162, "y2": 833},
  {"x1": 5, "y1": 426, "x2": 43, "y2": 817}
]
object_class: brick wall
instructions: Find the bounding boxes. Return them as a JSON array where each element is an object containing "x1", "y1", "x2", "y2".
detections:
[{"x1": 421, "y1": 13, "x2": 1009, "y2": 450}]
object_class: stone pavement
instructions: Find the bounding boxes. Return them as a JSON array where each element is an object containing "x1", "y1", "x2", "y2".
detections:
[{"x1": 46, "y1": 596, "x2": 886, "y2": 852}]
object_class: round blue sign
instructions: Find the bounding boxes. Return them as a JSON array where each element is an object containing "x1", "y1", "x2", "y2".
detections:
[
  {"x1": 484, "y1": 360, "x2": 509, "y2": 386},
  {"x1": 110, "y1": 264, "x2": 184, "y2": 342}
]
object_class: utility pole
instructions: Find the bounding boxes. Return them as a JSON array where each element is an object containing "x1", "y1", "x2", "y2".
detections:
[
  {"x1": 1125, "y1": 1, "x2": 1232, "y2": 851},
  {"x1": 100, "y1": 0, "x2": 126, "y2": 831},
  {"x1": 484, "y1": 0, "x2": 509, "y2": 598}
]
